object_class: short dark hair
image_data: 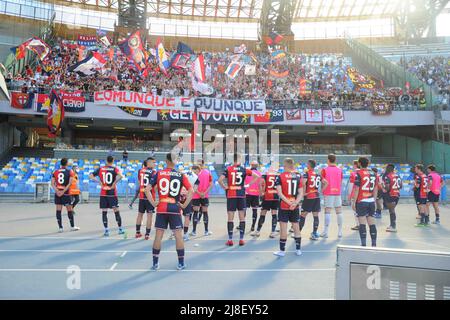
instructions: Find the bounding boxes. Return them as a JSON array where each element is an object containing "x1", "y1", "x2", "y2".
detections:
[
  {"x1": 308, "y1": 159, "x2": 316, "y2": 168},
  {"x1": 427, "y1": 164, "x2": 436, "y2": 171},
  {"x1": 385, "y1": 164, "x2": 395, "y2": 173},
  {"x1": 147, "y1": 157, "x2": 155, "y2": 161},
  {"x1": 192, "y1": 165, "x2": 200, "y2": 171},
  {"x1": 106, "y1": 155, "x2": 114, "y2": 163},
  {"x1": 371, "y1": 167, "x2": 378, "y2": 173},
  {"x1": 166, "y1": 153, "x2": 174, "y2": 163},
  {"x1": 415, "y1": 164, "x2": 424, "y2": 172},
  {"x1": 328, "y1": 154, "x2": 336, "y2": 163},
  {"x1": 61, "y1": 158, "x2": 68, "y2": 166},
  {"x1": 143, "y1": 160, "x2": 148, "y2": 167},
  {"x1": 358, "y1": 157, "x2": 369, "y2": 168}
]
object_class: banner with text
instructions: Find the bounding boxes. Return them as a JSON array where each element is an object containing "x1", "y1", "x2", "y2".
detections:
[{"x1": 94, "y1": 91, "x2": 266, "y2": 115}]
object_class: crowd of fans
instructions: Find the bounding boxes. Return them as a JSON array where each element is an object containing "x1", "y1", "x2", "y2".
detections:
[
  {"x1": 398, "y1": 55, "x2": 450, "y2": 108},
  {"x1": 4, "y1": 38, "x2": 445, "y2": 109}
]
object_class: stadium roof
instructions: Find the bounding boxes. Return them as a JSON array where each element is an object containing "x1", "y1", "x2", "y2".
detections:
[{"x1": 50, "y1": 0, "x2": 404, "y2": 22}]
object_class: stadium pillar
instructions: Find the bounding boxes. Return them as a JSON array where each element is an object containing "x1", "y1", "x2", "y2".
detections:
[
  {"x1": 162, "y1": 122, "x2": 170, "y2": 142},
  {"x1": 115, "y1": 0, "x2": 148, "y2": 40},
  {"x1": 258, "y1": 0, "x2": 295, "y2": 50}
]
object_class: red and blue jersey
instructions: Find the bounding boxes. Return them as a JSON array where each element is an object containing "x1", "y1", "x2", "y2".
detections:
[
  {"x1": 92, "y1": 166, "x2": 121, "y2": 196},
  {"x1": 275, "y1": 171, "x2": 303, "y2": 210},
  {"x1": 262, "y1": 173, "x2": 279, "y2": 201},
  {"x1": 303, "y1": 169, "x2": 321, "y2": 199},
  {"x1": 222, "y1": 165, "x2": 253, "y2": 198},
  {"x1": 383, "y1": 172, "x2": 402, "y2": 197},
  {"x1": 138, "y1": 168, "x2": 156, "y2": 200},
  {"x1": 52, "y1": 167, "x2": 74, "y2": 195},
  {"x1": 150, "y1": 168, "x2": 192, "y2": 214},
  {"x1": 416, "y1": 173, "x2": 428, "y2": 198},
  {"x1": 354, "y1": 169, "x2": 376, "y2": 202}
]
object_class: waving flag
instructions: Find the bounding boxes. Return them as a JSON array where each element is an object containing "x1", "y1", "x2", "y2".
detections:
[
  {"x1": 171, "y1": 53, "x2": 190, "y2": 69},
  {"x1": 68, "y1": 51, "x2": 106, "y2": 76},
  {"x1": 47, "y1": 90, "x2": 64, "y2": 138},
  {"x1": 264, "y1": 31, "x2": 283, "y2": 45},
  {"x1": 177, "y1": 42, "x2": 194, "y2": 55},
  {"x1": 119, "y1": 31, "x2": 148, "y2": 72},
  {"x1": 99, "y1": 36, "x2": 112, "y2": 47},
  {"x1": 190, "y1": 54, "x2": 213, "y2": 95},
  {"x1": 10, "y1": 44, "x2": 26, "y2": 60},
  {"x1": 225, "y1": 62, "x2": 242, "y2": 79},
  {"x1": 234, "y1": 44, "x2": 247, "y2": 54},
  {"x1": 193, "y1": 54, "x2": 206, "y2": 82},
  {"x1": 156, "y1": 38, "x2": 170, "y2": 75},
  {"x1": 25, "y1": 37, "x2": 51, "y2": 61},
  {"x1": 271, "y1": 50, "x2": 286, "y2": 60}
]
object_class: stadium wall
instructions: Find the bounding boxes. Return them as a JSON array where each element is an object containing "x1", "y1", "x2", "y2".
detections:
[{"x1": 0, "y1": 121, "x2": 19, "y2": 159}]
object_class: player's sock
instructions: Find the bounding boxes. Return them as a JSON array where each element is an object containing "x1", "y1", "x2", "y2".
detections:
[
  {"x1": 56, "y1": 210, "x2": 62, "y2": 228},
  {"x1": 198, "y1": 212, "x2": 203, "y2": 223},
  {"x1": 145, "y1": 228, "x2": 151, "y2": 235},
  {"x1": 68, "y1": 211, "x2": 75, "y2": 228},
  {"x1": 369, "y1": 225, "x2": 377, "y2": 247},
  {"x1": 251, "y1": 208, "x2": 258, "y2": 229},
  {"x1": 419, "y1": 212, "x2": 425, "y2": 224},
  {"x1": 337, "y1": 213, "x2": 343, "y2": 233},
  {"x1": 389, "y1": 211, "x2": 396, "y2": 228},
  {"x1": 152, "y1": 248, "x2": 160, "y2": 266},
  {"x1": 313, "y1": 216, "x2": 319, "y2": 233},
  {"x1": 358, "y1": 224, "x2": 367, "y2": 246},
  {"x1": 192, "y1": 211, "x2": 199, "y2": 232},
  {"x1": 203, "y1": 212, "x2": 209, "y2": 232},
  {"x1": 177, "y1": 249, "x2": 185, "y2": 265},
  {"x1": 136, "y1": 224, "x2": 141, "y2": 233},
  {"x1": 114, "y1": 212, "x2": 122, "y2": 227},
  {"x1": 102, "y1": 211, "x2": 108, "y2": 228},
  {"x1": 299, "y1": 215, "x2": 305, "y2": 231},
  {"x1": 436, "y1": 212, "x2": 440, "y2": 220},
  {"x1": 294, "y1": 237, "x2": 302, "y2": 250},
  {"x1": 227, "y1": 221, "x2": 234, "y2": 240},
  {"x1": 279, "y1": 238, "x2": 287, "y2": 251},
  {"x1": 239, "y1": 221, "x2": 245, "y2": 239},
  {"x1": 257, "y1": 215, "x2": 266, "y2": 231},
  {"x1": 324, "y1": 213, "x2": 331, "y2": 233},
  {"x1": 425, "y1": 214, "x2": 430, "y2": 224},
  {"x1": 183, "y1": 226, "x2": 189, "y2": 234},
  {"x1": 271, "y1": 214, "x2": 277, "y2": 232}
]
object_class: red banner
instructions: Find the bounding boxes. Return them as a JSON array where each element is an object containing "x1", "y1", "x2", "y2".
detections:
[
  {"x1": 60, "y1": 90, "x2": 85, "y2": 112},
  {"x1": 10, "y1": 92, "x2": 33, "y2": 109}
]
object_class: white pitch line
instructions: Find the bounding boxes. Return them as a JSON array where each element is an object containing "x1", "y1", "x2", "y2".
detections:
[
  {"x1": 109, "y1": 263, "x2": 118, "y2": 271},
  {"x1": 0, "y1": 268, "x2": 336, "y2": 273},
  {"x1": 1, "y1": 235, "x2": 450, "y2": 241},
  {"x1": 0, "y1": 249, "x2": 334, "y2": 254}
]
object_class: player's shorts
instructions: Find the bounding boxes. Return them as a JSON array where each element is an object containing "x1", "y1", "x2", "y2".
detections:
[
  {"x1": 302, "y1": 198, "x2": 321, "y2": 213},
  {"x1": 278, "y1": 209, "x2": 300, "y2": 223},
  {"x1": 54, "y1": 194, "x2": 72, "y2": 206},
  {"x1": 192, "y1": 198, "x2": 209, "y2": 207},
  {"x1": 416, "y1": 197, "x2": 427, "y2": 205},
  {"x1": 384, "y1": 195, "x2": 399, "y2": 205},
  {"x1": 261, "y1": 200, "x2": 278, "y2": 211},
  {"x1": 427, "y1": 191, "x2": 440, "y2": 203},
  {"x1": 227, "y1": 197, "x2": 246, "y2": 212},
  {"x1": 246, "y1": 195, "x2": 259, "y2": 208},
  {"x1": 323, "y1": 195, "x2": 342, "y2": 208},
  {"x1": 155, "y1": 213, "x2": 183, "y2": 230},
  {"x1": 182, "y1": 202, "x2": 193, "y2": 217},
  {"x1": 138, "y1": 199, "x2": 154, "y2": 214},
  {"x1": 100, "y1": 196, "x2": 119, "y2": 209},
  {"x1": 355, "y1": 201, "x2": 375, "y2": 217},
  {"x1": 413, "y1": 189, "x2": 419, "y2": 203}
]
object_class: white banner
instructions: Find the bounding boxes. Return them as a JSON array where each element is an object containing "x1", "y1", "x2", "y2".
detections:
[
  {"x1": 305, "y1": 108, "x2": 323, "y2": 123},
  {"x1": 244, "y1": 65, "x2": 256, "y2": 75},
  {"x1": 93, "y1": 91, "x2": 266, "y2": 115},
  {"x1": 323, "y1": 109, "x2": 333, "y2": 125}
]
